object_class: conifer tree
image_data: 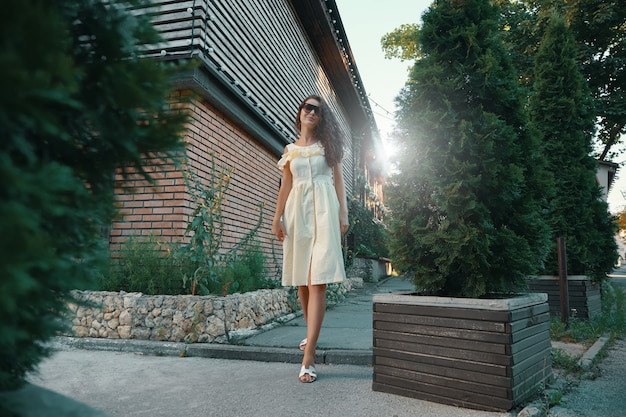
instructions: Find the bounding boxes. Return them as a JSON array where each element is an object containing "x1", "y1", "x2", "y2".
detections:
[
  {"x1": 529, "y1": 11, "x2": 617, "y2": 279},
  {"x1": 0, "y1": 0, "x2": 188, "y2": 390},
  {"x1": 387, "y1": 0, "x2": 551, "y2": 297}
]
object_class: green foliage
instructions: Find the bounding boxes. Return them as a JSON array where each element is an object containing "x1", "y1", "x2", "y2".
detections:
[
  {"x1": 0, "y1": 0, "x2": 188, "y2": 390},
  {"x1": 550, "y1": 281, "x2": 626, "y2": 345},
  {"x1": 218, "y1": 241, "x2": 277, "y2": 296},
  {"x1": 498, "y1": 0, "x2": 626, "y2": 160},
  {"x1": 381, "y1": 23, "x2": 422, "y2": 61},
  {"x1": 551, "y1": 348, "x2": 582, "y2": 373},
  {"x1": 347, "y1": 197, "x2": 389, "y2": 259},
  {"x1": 175, "y1": 158, "x2": 266, "y2": 296},
  {"x1": 97, "y1": 235, "x2": 185, "y2": 295},
  {"x1": 176, "y1": 158, "x2": 233, "y2": 295},
  {"x1": 529, "y1": 11, "x2": 618, "y2": 280},
  {"x1": 386, "y1": 0, "x2": 551, "y2": 297}
]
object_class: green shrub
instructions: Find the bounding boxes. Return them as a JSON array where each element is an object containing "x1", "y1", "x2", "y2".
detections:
[
  {"x1": 0, "y1": 0, "x2": 187, "y2": 390},
  {"x1": 346, "y1": 197, "x2": 389, "y2": 261},
  {"x1": 549, "y1": 281, "x2": 626, "y2": 345},
  {"x1": 97, "y1": 235, "x2": 185, "y2": 295},
  {"x1": 218, "y1": 241, "x2": 278, "y2": 295}
]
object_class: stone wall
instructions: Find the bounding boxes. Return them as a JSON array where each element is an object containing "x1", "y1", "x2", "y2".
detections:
[
  {"x1": 66, "y1": 278, "x2": 361, "y2": 344},
  {"x1": 347, "y1": 257, "x2": 392, "y2": 283}
]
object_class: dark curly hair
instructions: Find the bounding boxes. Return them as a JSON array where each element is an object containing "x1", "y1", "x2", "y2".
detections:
[{"x1": 295, "y1": 95, "x2": 345, "y2": 167}]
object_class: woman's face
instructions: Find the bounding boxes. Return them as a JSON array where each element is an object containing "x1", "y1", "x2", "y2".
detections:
[{"x1": 299, "y1": 98, "x2": 322, "y2": 129}]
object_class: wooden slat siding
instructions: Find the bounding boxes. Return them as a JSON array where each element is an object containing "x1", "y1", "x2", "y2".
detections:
[
  {"x1": 511, "y1": 319, "x2": 550, "y2": 343},
  {"x1": 372, "y1": 382, "x2": 509, "y2": 413},
  {"x1": 375, "y1": 338, "x2": 512, "y2": 366},
  {"x1": 374, "y1": 329, "x2": 507, "y2": 355},
  {"x1": 210, "y1": 0, "x2": 294, "y2": 123},
  {"x1": 132, "y1": 2, "x2": 209, "y2": 56},
  {"x1": 375, "y1": 364, "x2": 511, "y2": 399},
  {"x1": 508, "y1": 311, "x2": 550, "y2": 334},
  {"x1": 373, "y1": 298, "x2": 552, "y2": 411},
  {"x1": 373, "y1": 311, "x2": 507, "y2": 333},
  {"x1": 510, "y1": 335, "x2": 551, "y2": 365},
  {"x1": 374, "y1": 301, "x2": 512, "y2": 322},
  {"x1": 511, "y1": 359, "x2": 552, "y2": 391},
  {"x1": 528, "y1": 278, "x2": 601, "y2": 318},
  {"x1": 509, "y1": 328, "x2": 549, "y2": 355},
  {"x1": 509, "y1": 301, "x2": 550, "y2": 321},
  {"x1": 374, "y1": 355, "x2": 511, "y2": 387},
  {"x1": 134, "y1": 0, "x2": 358, "y2": 194},
  {"x1": 374, "y1": 320, "x2": 511, "y2": 344},
  {"x1": 512, "y1": 354, "x2": 552, "y2": 382},
  {"x1": 373, "y1": 347, "x2": 509, "y2": 376},
  {"x1": 374, "y1": 374, "x2": 514, "y2": 411},
  {"x1": 138, "y1": 0, "x2": 356, "y2": 151}
]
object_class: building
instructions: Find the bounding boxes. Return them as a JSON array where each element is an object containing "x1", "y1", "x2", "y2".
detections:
[{"x1": 109, "y1": 0, "x2": 385, "y2": 268}]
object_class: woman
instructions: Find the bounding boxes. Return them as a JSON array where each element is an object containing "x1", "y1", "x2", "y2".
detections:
[{"x1": 272, "y1": 95, "x2": 349, "y2": 383}]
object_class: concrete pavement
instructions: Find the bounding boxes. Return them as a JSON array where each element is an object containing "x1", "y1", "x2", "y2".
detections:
[{"x1": 2, "y1": 275, "x2": 624, "y2": 416}]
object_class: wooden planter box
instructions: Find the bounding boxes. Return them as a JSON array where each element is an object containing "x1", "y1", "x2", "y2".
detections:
[
  {"x1": 527, "y1": 276, "x2": 601, "y2": 319},
  {"x1": 372, "y1": 292, "x2": 552, "y2": 411}
]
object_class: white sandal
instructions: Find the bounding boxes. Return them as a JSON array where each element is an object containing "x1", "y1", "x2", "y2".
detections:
[
  {"x1": 298, "y1": 338, "x2": 307, "y2": 351},
  {"x1": 299, "y1": 365, "x2": 317, "y2": 383}
]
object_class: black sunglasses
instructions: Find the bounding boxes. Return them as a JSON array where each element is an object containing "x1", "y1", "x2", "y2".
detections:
[{"x1": 302, "y1": 103, "x2": 321, "y2": 115}]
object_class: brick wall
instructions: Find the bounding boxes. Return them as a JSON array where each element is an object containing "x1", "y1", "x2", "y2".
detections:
[{"x1": 110, "y1": 91, "x2": 282, "y2": 271}]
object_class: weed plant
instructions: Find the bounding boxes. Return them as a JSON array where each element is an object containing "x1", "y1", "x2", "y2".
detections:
[
  {"x1": 97, "y1": 234, "x2": 185, "y2": 295},
  {"x1": 550, "y1": 281, "x2": 626, "y2": 346}
]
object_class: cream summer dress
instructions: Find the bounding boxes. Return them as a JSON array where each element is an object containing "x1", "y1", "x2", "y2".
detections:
[{"x1": 277, "y1": 142, "x2": 346, "y2": 287}]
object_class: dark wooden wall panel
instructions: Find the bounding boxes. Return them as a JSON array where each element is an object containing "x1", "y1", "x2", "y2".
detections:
[
  {"x1": 373, "y1": 299, "x2": 552, "y2": 411},
  {"x1": 528, "y1": 277, "x2": 601, "y2": 318}
]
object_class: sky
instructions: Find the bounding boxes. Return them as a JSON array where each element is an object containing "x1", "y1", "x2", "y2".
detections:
[{"x1": 334, "y1": 0, "x2": 626, "y2": 214}]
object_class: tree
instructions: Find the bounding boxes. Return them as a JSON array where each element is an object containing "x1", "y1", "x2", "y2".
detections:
[
  {"x1": 528, "y1": 11, "x2": 618, "y2": 278},
  {"x1": 0, "y1": 0, "x2": 188, "y2": 390},
  {"x1": 387, "y1": 0, "x2": 551, "y2": 297},
  {"x1": 497, "y1": 0, "x2": 626, "y2": 160}
]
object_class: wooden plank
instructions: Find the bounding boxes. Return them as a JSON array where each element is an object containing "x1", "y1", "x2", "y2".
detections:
[
  {"x1": 512, "y1": 353, "x2": 552, "y2": 381},
  {"x1": 509, "y1": 311, "x2": 550, "y2": 333},
  {"x1": 374, "y1": 329, "x2": 507, "y2": 355},
  {"x1": 512, "y1": 365, "x2": 552, "y2": 400},
  {"x1": 374, "y1": 338, "x2": 512, "y2": 366},
  {"x1": 374, "y1": 355, "x2": 511, "y2": 387},
  {"x1": 374, "y1": 312, "x2": 507, "y2": 333},
  {"x1": 509, "y1": 329, "x2": 551, "y2": 355},
  {"x1": 511, "y1": 320, "x2": 550, "y2": 343},
  {"x1": 510, "y1": 338, "x2": 551, "y2": 365},
  {"x1": 374, "y1": 320, "x2": 511, "y2": 344},
  {"x1": 510, "y1": 302, "x2": 549, "y2": 321},
  {"x1": 374, "y1": 364, "x2": 510, "y2": 397},
  {"x1": 374, "y1": 302, "x2": 511, "y2": 322},
  {"x1": 373, "y1": 374, "x2": 514, "y2": 411},
  {"x1": 372, "y1": 382, "x2": 511, "y2": 412},
  {"x1": 373, "y1": 347, "x2": 509, "y2": 376}
]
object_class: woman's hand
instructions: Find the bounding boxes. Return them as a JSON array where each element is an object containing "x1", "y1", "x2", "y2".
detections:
[
  {"x1": 339, "y1": 212, "x2": 349, "y2": 235},
  {"x1": 272, "y1": 219, "x2": 287, "y2": 241}
]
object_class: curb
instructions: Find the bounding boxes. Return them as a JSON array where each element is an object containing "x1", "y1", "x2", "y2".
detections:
[
  {"x1": 516, "y1": 335, "x2": 611, "y2": 417},
  {"x1": 578, "y1": 335, "x2": 610, "y2": 370},
  {"x1": 52, "y1": 336, "x2": 374, "y2": 366}
]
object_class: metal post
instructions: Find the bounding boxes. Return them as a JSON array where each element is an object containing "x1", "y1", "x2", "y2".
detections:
[{"x1": 557, "y1": 237, "x2": 569, "y2": 324}]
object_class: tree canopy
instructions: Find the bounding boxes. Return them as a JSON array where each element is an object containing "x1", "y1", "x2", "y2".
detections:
[
  {"x1": 386, "y1": 0, "x2": 550, "y2": 297},
  {"x1": 528, "y1": 11, "x2": 617, "y2": 278}
]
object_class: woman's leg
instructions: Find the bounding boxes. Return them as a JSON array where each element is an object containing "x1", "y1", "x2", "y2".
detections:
[
  {"x1": 301, "y1": 283, "x2": 326, "y2": 382},
  {"x1": 298, "y1": 286, "x2": 309, "y2": 324}
]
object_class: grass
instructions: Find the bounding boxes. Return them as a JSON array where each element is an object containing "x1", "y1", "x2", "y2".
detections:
[{"x1": 549, "y1": 280, "x2": 625, "y2": 373}]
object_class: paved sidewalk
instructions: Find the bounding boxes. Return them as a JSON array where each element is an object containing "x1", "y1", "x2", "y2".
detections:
[
  {"x1": 3, "y1": 275, "x2": 623, "y2": 417},
  {"x1": 2, "y1": 277, "x2": 516, "y2": 417}
]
